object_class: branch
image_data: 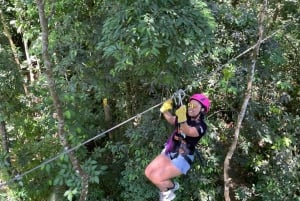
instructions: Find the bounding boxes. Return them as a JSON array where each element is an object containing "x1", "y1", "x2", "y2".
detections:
[{"x1": 223, "y1": 1, "x2": 268, "y2": 200}]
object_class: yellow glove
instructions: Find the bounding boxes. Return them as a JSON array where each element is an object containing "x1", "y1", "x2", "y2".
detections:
[
  {"x1": 160, "y1": 99, "x2": 173, "y2": 113},
  {"x1": 175, "y1": 105, "x2": 187, "y2": 123}
]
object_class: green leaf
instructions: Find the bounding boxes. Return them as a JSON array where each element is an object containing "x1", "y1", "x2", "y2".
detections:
[
  {"x1": 64, "y1": 110, "x2": 71, "y2": 119},
  {"x1": 222, "y1": 67, "x2": 234, "y2": 80},
  {"x1": 282, "y1": 137, "x2": 292, "y2": 147}
]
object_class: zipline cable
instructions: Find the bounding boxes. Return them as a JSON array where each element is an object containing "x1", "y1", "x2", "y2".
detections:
[
  {"x1": 177, "y1": 23, "x2": 286, "y2": 96},
  {"x1": 0, "y1": 23, "x2": 288, "y2": 189},
  {"x1": 0, "y1": 102, "x2": 162, "y2": 188}
]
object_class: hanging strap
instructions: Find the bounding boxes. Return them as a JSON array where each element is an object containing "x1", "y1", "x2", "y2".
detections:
[
  {"x1": 172, "y1": 89, "x2": 186, "y2": 144},
  {"x1": 166, "y1": 90, "x2": 193, "y2": 164},
  {"x1": 194, "y1": 149, "x2": 205, "y2": 167}
]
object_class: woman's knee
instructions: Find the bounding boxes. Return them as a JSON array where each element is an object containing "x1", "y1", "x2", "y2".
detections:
[
  {"x1": 145, "y1": 154, "x2": 168, "y2": 180},
  {"x1": 146, "y1": 169, "x2": 163, "y2": 183},
  {"x1": 145, "y1": 166, "x2": 159, "y2": 183},
  {"x1": 144, "y1": 165, "x2": 151, "y2": 178}
]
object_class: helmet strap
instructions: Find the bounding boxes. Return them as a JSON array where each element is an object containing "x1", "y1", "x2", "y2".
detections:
[
  {"x1": 190, "y1": 111, "x2": 201, "y2": 120},
  {"x1": 200, "y1": 111, "x2": 206, "y2": 120},
  {"x1": 189, "y1": 105, "x2": 206, "y2": 120}
]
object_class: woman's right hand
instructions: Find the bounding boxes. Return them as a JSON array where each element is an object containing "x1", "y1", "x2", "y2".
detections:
[{"x1": 160, "y1": 99, "x2": 173, "y2": 113}]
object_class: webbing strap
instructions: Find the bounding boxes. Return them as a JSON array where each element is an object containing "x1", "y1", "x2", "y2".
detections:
[
  {"x1": 183, "y1": 155, "x2": 192, "y2": 165},
  {"x1": 194, "y1": 149, "x2": 205, "y2": 166},
  {"x1": 170, "y1": 153, "x2": 192, "y2": 165}
]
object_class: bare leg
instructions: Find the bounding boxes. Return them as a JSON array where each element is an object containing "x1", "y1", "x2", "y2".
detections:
[{"x1": 145, "y1": 154, "x2": 181, "y2": 191}]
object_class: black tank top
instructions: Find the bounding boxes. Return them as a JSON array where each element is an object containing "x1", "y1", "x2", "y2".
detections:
[{"x1": 173, "y1": 117, "x2": 207, "y2": 154}]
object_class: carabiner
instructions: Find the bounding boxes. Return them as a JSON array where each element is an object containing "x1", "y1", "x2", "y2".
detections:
[{"x1": 172, "y1": 89, "x2": 186, "y2": 106}]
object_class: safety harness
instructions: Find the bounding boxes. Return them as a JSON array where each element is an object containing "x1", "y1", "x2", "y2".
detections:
[
  {"x1": 164, "y1": 90, "x2": 206, "y2": 166},
  {"x1": 171, "y1": 129, "x2": 193, "y2": 165},
  {"x1": 165, "y1": 120, "x2": 204, "y2": 165}
]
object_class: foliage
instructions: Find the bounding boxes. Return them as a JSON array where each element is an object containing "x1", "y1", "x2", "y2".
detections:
[
  {"x1": 119, "y1": 114, "x2": 169, "y2": 200},
  {"x1": 0, "y1": 0, "x2": 299, "y2": 200},
  {"x1": 0, "y1": 44, "x2": 23, "y2": 111},
  {"x1": 98, "y1": 0, "x2": 216, "y2": 90}
]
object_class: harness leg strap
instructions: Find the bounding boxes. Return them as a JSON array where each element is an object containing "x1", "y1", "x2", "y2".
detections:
[
  {"x1": 170, "y1": 153, "x2": 192, "y2": 165},
  {"x1": 183, "y1": 155, "x2": 192, "y2": 165}
]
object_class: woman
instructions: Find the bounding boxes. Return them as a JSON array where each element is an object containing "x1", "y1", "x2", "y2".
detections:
[{"x1": 145, "y1": 93, "x2": 210, "y2": 201}]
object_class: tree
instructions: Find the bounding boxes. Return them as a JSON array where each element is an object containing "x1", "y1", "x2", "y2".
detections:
[
  {"x1": 0, "y1": 0, "x2": 299, "y2": 200},
  {"x1": 224, "y1": 1, "x2": 267, "y2": 200},
  {"x1": 36, "y1": 0, "x2": 89, "y2": 200}
]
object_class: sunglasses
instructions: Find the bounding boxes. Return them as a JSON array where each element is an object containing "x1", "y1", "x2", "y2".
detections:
[{"x1": 188, "y1": 103, "x2": 199, "y2": 109}]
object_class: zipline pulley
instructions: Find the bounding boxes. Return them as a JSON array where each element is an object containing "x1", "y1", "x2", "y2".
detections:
[{"x1": 172, "y1": 89, "x2": 186, "y2": 107}]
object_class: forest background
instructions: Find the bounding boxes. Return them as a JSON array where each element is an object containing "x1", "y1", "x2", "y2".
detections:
[{"x1": 0, "y1": 0, "x2": 299, "y2": 200}]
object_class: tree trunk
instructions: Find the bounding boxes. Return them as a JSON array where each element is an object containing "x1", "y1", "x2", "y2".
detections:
[
  {"x1": 223, "y1": 1, "x2": 267, "y2": 200},
  {"x1": 36, "y1": 1, "x2": 89, "y2": 200},
  {"x1": 103, "y1": 98, "x2": 113, "y2": 139},
  {"x1": 0, "y1": 121, "x2": 12, "y2": 169}
]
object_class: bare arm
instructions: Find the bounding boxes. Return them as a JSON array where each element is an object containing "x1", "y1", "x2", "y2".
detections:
[
  {"x1": 163, "y1": 111, "x2": 199, "y2": 137},
  {"x1": 179, "y1": 122, "x2": 199, "y2": 137},
  {"x1": 162, "y1": 111, "x2": 176, "y2": 125}
]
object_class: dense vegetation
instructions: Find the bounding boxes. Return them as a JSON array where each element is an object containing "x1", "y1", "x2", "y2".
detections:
[{"x1": 0, "y1": 0, "x2": 299, "y2": 200}]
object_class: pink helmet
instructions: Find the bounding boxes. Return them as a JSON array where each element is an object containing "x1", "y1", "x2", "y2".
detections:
[{"x1": 189, "y1": 93, "x2": 211, "y2": 113}]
